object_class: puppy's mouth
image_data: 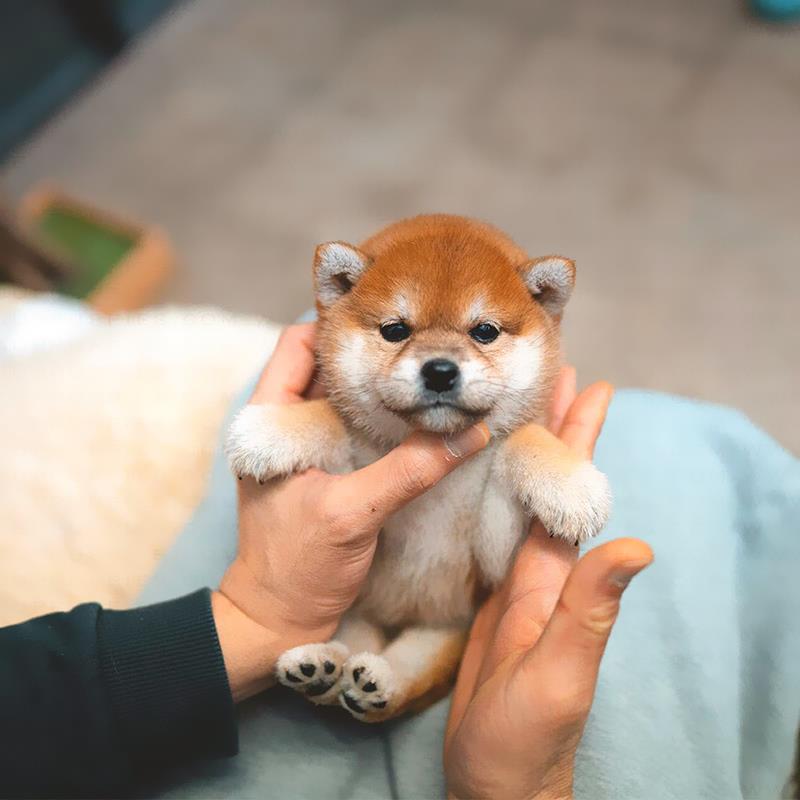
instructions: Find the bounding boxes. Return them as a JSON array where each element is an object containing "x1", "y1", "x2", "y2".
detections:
[{"x1": 381, "y1": 398, "x2": 490, "y2": 429}]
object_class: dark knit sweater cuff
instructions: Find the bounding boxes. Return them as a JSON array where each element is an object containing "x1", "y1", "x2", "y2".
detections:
[{"x1": 98, "y1": 589, "x2": 238, "y2": 771}]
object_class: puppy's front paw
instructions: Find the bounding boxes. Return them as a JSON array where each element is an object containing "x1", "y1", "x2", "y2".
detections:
[
  {"x1": 226, "y1": 404, "x2": 301, "y2": 482},
  {"x1": 339, "y1": 653, "x2": 397, "y2": 722},
  {"x1": 521, "y1": 461, "x2": 611, "y2": 544},
  {"x1": 277, "y1": 641, "x2": 349, "y2": 705},
  {"x1": 225, "y1": 401, "x2": 351, "y2": 482}
]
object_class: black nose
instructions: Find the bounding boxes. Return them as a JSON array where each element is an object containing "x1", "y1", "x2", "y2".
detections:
[{"x1": 421, "y1": 359, "x2": 460, "y2": 393}]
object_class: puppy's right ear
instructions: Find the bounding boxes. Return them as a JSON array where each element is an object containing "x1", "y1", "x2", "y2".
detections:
[{"x1": 314, "y1": 242, "x2": 372, "y2": 307}]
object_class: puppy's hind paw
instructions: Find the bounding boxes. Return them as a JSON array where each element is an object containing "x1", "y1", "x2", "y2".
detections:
[
  {"x1": 277, "y1": 641, "x2": 349, "y2": 705},
  {"x1": 339, "y1": 653, "x2": 398, "y2": 722}
]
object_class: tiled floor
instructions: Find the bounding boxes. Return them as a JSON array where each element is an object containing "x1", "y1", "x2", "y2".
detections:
[{"x1": 2, "y1": 0, "x2": 798, "y2": 451}]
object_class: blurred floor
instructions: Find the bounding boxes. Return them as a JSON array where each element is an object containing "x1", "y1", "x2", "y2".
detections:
[{"x1": 1, "y1": 0, "x2": 798, "y2": 452}]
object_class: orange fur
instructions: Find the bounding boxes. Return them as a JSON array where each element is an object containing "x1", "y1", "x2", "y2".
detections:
[
  {"x1": 503, "y1": 423, "x2": 583, "y2": 477},
  {"x1": 273, "y1": 398, "x2": 347, "y2": 438},
  {"x1": 309, "y1": 215, "x2": 577, "y2": 719},
  {"x1": 322, "y1": 214, "x2": 554, "y2": 335},
  {"x1": 316, "y1": 214, "x2": 570, "y2": 438},
  {"x1": 353, "y1": 629, "x2": 469, "y2": 723},
  {"x1": 402, "y1": 631, "x2": 469, "y2": 715},
  {"x1": 235, "y1": 214, "x2": 609, "y2": 723}
]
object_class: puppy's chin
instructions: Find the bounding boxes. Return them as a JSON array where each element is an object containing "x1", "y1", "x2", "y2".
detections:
[{"x1": 404, "y1": 405, "x2": 479, "y2": 435}]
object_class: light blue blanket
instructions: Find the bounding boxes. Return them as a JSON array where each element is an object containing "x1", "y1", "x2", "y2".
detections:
[{"x1": 140, "y1": 387, "x2": 800, "y2": 799}]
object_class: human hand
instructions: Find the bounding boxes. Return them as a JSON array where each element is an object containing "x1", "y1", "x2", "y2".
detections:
[
  {"x1": 212, "y1": 323, "x2": 490, "y2": 700},
  {"x1": 444, "y1": 369, "x2": 653, "y2": 799}
]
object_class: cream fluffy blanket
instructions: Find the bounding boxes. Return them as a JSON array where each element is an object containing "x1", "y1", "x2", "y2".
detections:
[{"x1": 0, "y1": 297, "x2": 279, "y2": 626}]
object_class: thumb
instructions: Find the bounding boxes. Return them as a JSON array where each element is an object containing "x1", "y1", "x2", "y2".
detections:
[
  {"x1": 525, "y1": 538, "x2": 653, "y2": 716},
  {"x1": 333, "y1": 422, "x2": 491, "y2": 519}
]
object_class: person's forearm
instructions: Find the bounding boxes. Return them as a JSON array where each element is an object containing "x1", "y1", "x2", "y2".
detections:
[
  {"x1": 0, "y1": 603, "x2": 121, "y2": 797},
  {"x1": 211, "y1": 591, "x2": 283, "y2": 701},
  {"x1": 0, "y1": 590, "x2": 237, "y2": 798}
]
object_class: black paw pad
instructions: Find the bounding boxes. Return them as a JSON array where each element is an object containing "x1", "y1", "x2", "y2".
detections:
[
  {"x1": 285, "y1": 671, "x2": 302, "y2": 683},
  {"x1": 352, "y1": 667, "x2": 364, "y2": 682},
  {"x1": 362, "y1": 681, "x2": 377, "y2": 693},
  {"x1": 300, "y1": 663, "x2": 316, "y2": 678},
  {"x1": 324, "y1": 660, "x2": 336, "y2": 675},
  {"x1": 372, "y1": 700, "x2": 387, "y2": 709},
  {"x1": 306, "y1": 681, "x2": 332, "y2": 698},
  {"x1": 342, "y1": 693, "x2": 364, "y2": 713}
]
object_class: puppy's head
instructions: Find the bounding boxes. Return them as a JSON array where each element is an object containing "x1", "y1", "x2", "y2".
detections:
[{"x1": 313, "y1": 216, "x2": 574, "y2": 442}]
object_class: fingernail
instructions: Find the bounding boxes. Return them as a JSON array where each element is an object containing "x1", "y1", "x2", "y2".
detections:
[
  {"x1": 444, "y1": 422, "x2": 491, "y2": 460},
  {"x1": 609, "y1": 559, "x2": 651, "y2": 590}
]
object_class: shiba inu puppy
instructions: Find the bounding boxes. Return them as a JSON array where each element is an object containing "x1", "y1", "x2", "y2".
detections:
[{"x1": 227, "y1": 214, "x2": 610, "y2": 722}]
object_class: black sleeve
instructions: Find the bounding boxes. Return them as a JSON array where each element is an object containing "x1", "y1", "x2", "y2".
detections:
[{"x1": 0, "y1": 589, "x2": 238, "y2": 798}]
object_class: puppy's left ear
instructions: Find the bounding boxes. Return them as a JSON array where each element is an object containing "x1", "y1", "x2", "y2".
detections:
[
  {"x1": 314, "y1": 242, "x2": 372, "y2": 307},
  {"x1": 517, "y1": 256, "x2": 576, "y2": 316}
]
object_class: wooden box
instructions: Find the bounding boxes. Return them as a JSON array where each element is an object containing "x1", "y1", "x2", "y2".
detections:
[{"x1": 18, "y1": 185, "x2": 175, "y2": 314}]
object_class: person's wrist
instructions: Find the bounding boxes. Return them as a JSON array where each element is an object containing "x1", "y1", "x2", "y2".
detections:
[
  {"x1": 211, "y1": 591, "x2": 333, "y2": 702},
  {"x1": 213, "y1": 558, "x2": 337, "y2": 702},
  {"x1": 211, "y1": 591, "x2": 284, "y2": 702},
  {"x1": 219, "y1": 556, "x2": 336, "y2": 642}
]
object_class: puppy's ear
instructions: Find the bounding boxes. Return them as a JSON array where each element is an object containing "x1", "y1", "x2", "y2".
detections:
[
  {"x1": 314, "y1": 242, "x2": 372, "y2": 307},
  {"x1": 517, "y1": 256, "x2": 576, "y2": 316}
]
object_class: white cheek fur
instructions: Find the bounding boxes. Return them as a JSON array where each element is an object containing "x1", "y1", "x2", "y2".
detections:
[
  {"x1": 394, "y1": 356, "x2": 419, "y2": 383},
  {"x1": 482, "y1": 334, "x2": 543, "y2": 434},
  {"x1": 332, "y1": 330, "x2": 410, "y2": 444},
  {"x1": 505, "y1": 336, "x2": 541, "y2": 393},
  {"x1": 336, "y1": 332, "x2": 368, "y2": 389},
  {"x1": 459, "y1": 358, "x2": 485, "y2": 385}
]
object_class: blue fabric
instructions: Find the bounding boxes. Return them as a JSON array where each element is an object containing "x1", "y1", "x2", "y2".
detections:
[{"x1": 140, "y1": 388, "x2": 800, "y2": 799}]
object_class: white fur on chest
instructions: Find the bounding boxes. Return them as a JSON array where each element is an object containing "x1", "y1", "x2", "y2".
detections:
[{"x1": 352, "y1": 439, "x2": 527, "y2": 628}]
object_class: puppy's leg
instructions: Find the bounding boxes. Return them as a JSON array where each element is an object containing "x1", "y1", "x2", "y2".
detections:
[
  {"x1": 497, "y1": 422, "x2": 611, "y2": 544},
  {"x1": 336, "y1": 613, "x2": 387, "y2": 654},
  {"x1": 276, "y1": 614, "x2": 385, "y2": 706},
  {"x1": 226, "y1": 398, "x2": 352, "y2": 482},
  {"x1": 339, "y1": 627, "x2": 467, "y2": 723}
]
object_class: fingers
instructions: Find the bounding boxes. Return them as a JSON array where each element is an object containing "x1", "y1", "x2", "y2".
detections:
[
  {"x1": 446, "y1": 592, "x2": 504, "y2": 746},
  {"x1": 329, "y1": 423, "x2": 491, "y2": 520},
  {"x1": 524, "y1": 538, "x2": 652, "y2": 717},
  {"x1": 548, "y1": 365, "x2": 577, "y2": 434},
  {"x1": 508, "y1": 530, "x2": 577, "y2": 614},
  {"x1": 250, "y1": 323, "x2": 317, "y2": 405},
  {"x1": 558, "y1": 381, "x2": 613, "y2": 460}
]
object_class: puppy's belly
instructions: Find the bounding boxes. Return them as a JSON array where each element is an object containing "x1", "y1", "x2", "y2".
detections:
[
  {"x1": 354, "y1": 447, "x2": 526, "y2": 628},
  {"x1": 357, "y1": 547, "x2": 476, "y2": 627}
]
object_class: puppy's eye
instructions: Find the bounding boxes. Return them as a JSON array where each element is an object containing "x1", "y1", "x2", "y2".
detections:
[
  {"x1": 469, "y1": 322, "x2": 500, "y2": 344},
  {"x1": 380, "y1": 321, "x2": 412, "y2": 342}
]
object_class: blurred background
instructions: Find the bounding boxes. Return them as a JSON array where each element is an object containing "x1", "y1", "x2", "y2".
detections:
[{"x1": 1, "y1": 0, "x2": 798, "y2": 453}]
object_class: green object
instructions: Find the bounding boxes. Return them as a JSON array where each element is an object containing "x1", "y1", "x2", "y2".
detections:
[{"x1": 35, "y1": 205, "x2": 136, "y2": 298}]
